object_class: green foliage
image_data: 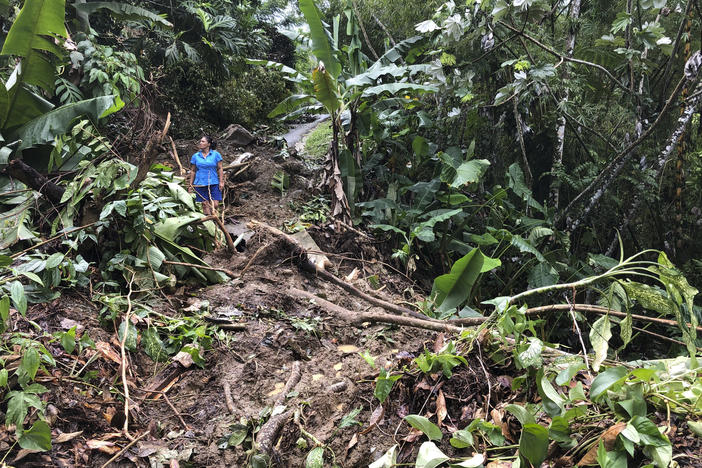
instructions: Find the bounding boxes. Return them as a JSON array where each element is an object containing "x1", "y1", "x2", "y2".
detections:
[
  {"x1": 70, "y1": 34, "x2": 144, "y2": 103},
  {"x1": 404, "y1": 415, "x2": 442, "y2": 441},
  {"x1": 374, "y1": 368, "x2": 401, "y2": 403},
  {"x1": 431, "y1": 248, "x2": 501, "y2": 314},
  {"x1": 303, "y1": 121, "x2": 332, "y2": 159},
  {"x1": 414, "y1": 340, "x2": 467, "y2": 378}
]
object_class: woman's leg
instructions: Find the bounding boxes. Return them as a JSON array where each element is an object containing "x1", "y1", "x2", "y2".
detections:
[{"x1": 202, "y1": 201, "x2": 212, "y2": 215}]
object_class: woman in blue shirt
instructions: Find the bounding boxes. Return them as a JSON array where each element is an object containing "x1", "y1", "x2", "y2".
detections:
[{"x1": 187, "y1": 135, "x2": 224, "y2": 215}]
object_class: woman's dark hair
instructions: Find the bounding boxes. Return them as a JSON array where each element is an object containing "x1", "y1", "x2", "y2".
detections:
[{"x1": 203, "y1": 135, "x2": 217, "y2": 150}]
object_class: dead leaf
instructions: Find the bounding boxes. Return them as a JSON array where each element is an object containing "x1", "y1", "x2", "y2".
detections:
[
  {"x1": 59, "y1": 317, "x2": 83, "y2": 331},
  {"x1": 337, "y1": 344, "x2": 360, "y2": 354},
  {"x1": 491, "y1": 408, "x2": 512, "y2": 442},
  {"x1": 345, "y1": 268, "x2": 359, "y2": 281},
  {"x1": 432, "y1": 333, "x2": 445, "y2": 353},
  {"x1": 416, "y1": 379, "x2": 432, "y2": 391},
  {"x1": 104, "y1": 407, "x2": 117, "y2": 424},
  {"x1": 86, "y1": 439, "x2": 121, "y2": 455},
  {"x1": 267, "y1": 382, "x2": 285, "y2": 397},
  {"x1": 95, "y1": 341, "x2": 122, "y2": 365},
  {"x1": 361, "y1": 405, "x2": 384, "y2": 434},
  {"x1": 436, "y1": 390, "x2": 447, "y2": 426},
  {"x1": 577, "y1": 423, "x2": 626, "y2": 466},
  {"x1": 172, "y1": 350, "x2": 194, "y2": 368},
  {"x1": 402, "y1": 427, "x2": 424, "y2": 443},
  {"x1": 54, "y1": 431, "x2": 83, "y2": 443},
  {"x1": 333, "y1": 363, "x2": 343, "y2": 371},
  {"x1": 13, "y1": 449, "x2": 41, "y2": 463},
  {"x1": 347, "y1": 433, "x2": 358, "y2": 451}
]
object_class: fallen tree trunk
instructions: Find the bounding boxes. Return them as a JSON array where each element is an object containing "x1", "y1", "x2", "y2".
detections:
[{"x1": 6, "y1": 159, "x2": 65, "y2": 204}]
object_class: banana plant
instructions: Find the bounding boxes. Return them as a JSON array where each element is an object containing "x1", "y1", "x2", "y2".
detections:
[
  {"x1": 0, "y1": 0, "x2": 122, "y2": 249},
  {"x1": 0, "y1": 0, "x2": 121, "y2": 171},
  {"x1": 249, "y1": 0, "x2": 437, "y2": 224}
]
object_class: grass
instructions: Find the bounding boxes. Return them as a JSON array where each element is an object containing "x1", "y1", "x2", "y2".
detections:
[{"x1": 303, "y1": 121, "x2": 332, "y2": 160}]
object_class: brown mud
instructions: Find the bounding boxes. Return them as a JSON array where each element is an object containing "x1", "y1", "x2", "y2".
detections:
[{"x1": 4, "y1": 137, "x2": 701, "y2": 468}]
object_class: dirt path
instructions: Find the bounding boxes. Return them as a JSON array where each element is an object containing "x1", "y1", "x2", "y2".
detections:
[{"x1": 14, "y1": 126, "x2": 439, "y2": 467}]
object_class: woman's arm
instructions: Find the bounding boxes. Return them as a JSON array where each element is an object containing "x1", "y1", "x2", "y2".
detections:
[{"x1": 218, "y1": 161, "x2": 224, "y2": 190}]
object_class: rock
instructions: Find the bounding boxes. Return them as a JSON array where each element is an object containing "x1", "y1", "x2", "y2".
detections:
[
  {"x1": 220, "y1": 124, "x2": 255, "y2": 146},
  {"x1": 281, "y1": 159, "x2": 311, "y2": 176}
]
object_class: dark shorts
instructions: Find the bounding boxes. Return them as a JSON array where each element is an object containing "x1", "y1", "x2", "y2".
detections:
[{"x1": 194, "y1": 185, "x2": 222, "y2": 202}]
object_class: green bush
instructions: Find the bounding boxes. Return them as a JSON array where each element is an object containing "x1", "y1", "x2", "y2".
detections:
[
  {"x1": 213, "y1": 67, "x2": 290, "y2": 129},
  {"x1": 158, "y1": 61, "x2": 290, "y2": 137}
]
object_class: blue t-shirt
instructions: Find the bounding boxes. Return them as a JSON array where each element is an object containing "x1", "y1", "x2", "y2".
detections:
[{"x1": 190, "y1": 150, "x2": 223, "y2": 186}]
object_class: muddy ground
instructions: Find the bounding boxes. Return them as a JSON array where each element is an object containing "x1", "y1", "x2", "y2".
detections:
[
  {"x1": 4, "y1": 132, "x2": 701, "y2": 468},
  {"x1": 2, "y1": 132, "x2": 443, "y2": 467}
]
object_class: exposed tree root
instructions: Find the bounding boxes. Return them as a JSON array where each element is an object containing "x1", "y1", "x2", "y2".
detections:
[
  {"x1": 249, "y1": 220, "x2": 436, "y2": 320},
  {"x1": 130, "y1": 112, "x2": 171, "y2": 190},
  {"x1": 289, "y1": 288, "x2": 472, "y2": 333},
  {"x1": 223, "y1": 382, "x2": 236, "y2": 415},
  {"x1": 255, "y1": 361, "x2": 302, "y2": 457}
]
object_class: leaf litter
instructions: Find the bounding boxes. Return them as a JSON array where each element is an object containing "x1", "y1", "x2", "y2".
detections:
[{"x1": 1, "y1": 137, "x2": 700, "y2": 468}]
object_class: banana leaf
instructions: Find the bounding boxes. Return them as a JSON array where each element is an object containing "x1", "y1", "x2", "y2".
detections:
[
  {"x1": 299, "y1": 0, "x2": 341, "y2": 78},
  {"x1": 15, "y1": 96, "x2": 119, "y2": 150},
  {"x1": 312, "y1": 66, "x2": 340, "y2": 113}
]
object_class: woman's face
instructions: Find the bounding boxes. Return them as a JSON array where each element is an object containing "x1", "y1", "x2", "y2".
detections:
[{"x1": 198, "y1": 137, "x2": 210, "y2": 151}]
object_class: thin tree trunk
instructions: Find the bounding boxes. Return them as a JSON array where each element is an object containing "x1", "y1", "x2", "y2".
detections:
[
  {"x1": 324, "y1": 115, "x2": 352, "y2": 226},
  {"x1": 606, "y1": 77, "x2": 702, "y2": 255},
  {"x1": 548, "y1": 0, "x2": 581, "y2": 208}
]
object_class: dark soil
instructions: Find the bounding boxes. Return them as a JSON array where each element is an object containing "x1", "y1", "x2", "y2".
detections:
[{"x1": 4, "y1": 134, "x2": 701, "y2": 468}]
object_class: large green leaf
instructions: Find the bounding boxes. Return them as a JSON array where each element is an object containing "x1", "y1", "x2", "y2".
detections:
[
  {"x1": 450, "y1": 159, "x2": 490, "y2": 187},
  {"x1": 369, "y1": 35, "x2": 425, "y2": 68},
  {"x1": 1, "y1": 84, "x2": 54, "y2": 130},
  {"x1": 153, "y1": 214, "x2": 207, "y2": 241},
  {"x1": 519, "y1": 424, "x2": 549, "y2": 467},
  {"x1": 590, "y1": 366, "x2": 627, "y2": 400},
  {"x1": 361, "y1": 82, "x2": 438, "y2": 97},
  {"x1": 18, "y1": 420, "x2": 52, "y2": 451},
  {"x1": 432, "y1": 248, "x2": 500, "y2": 313},
  {"x1": 415, "y1": 441, "x2": 448, "y2": 468},
  {"x1": 1, "y1": 0, "x2": 66, "y2": 94},
  {"x1": 298, "y1": 0, "x2": 341, "y2": 78},
  {"x1": 590, "y1": 314, "x2": 612, "y2": 372},
  {"x1": 15, "y1": 96, "x2": 119, "y2": 150},
  {"x1": 404, "y1": 415, "x2": 443, "y2": 441},
  {"x1": 267, "y1": 94, "x2": 315, "y2": 118},
  {"x1": 72, "y1": 1, "x2": 172, "y2": 27},
  {"x1": 312, "y1": 65, "x2": 340, "y2": 113}
]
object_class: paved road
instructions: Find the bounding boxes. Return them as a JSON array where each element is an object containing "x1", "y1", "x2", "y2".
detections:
[{"x1": 281, "y1": 114, "x2": 329, "y2": 147}]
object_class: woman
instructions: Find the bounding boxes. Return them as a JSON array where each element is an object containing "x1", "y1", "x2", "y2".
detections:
[{"x1": 188, "y1": 135, "x2": 224, "y2": 215}]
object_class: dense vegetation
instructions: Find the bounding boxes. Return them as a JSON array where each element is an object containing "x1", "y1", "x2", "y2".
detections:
[{"x1": 0, "y1": 0, "x2": 701, "y2": 466}]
